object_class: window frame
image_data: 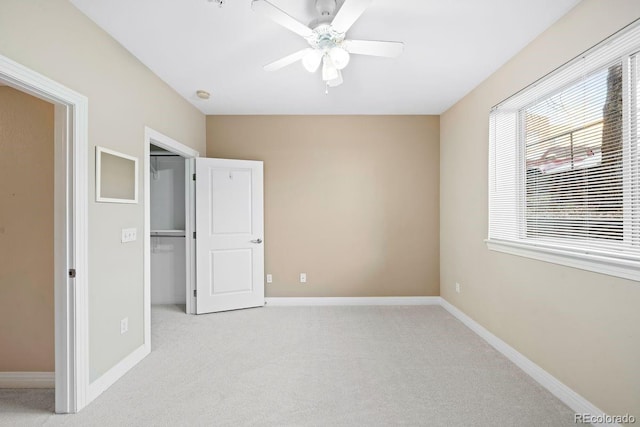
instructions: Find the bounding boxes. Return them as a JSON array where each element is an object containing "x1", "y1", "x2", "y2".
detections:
[{"x1": 486, "y1": 25, "x2": 640, "y2": 282}]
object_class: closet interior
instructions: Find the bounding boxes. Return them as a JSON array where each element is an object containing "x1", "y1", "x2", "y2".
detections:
[{"x1": 150, "y1": 144, "x2": 187, "y2": 306}]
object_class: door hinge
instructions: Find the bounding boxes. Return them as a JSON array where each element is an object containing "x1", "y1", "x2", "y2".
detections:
[
  {"x1": 192, "y1": 173, "x2": 196, "y2": 181},
  {"x1": 193, "y1": 231, "x2": 196, "y2": 239},
  {"x1": 193, "y1": 289, "x2": 197, "y2": 297},
  {"x1": 68, "y1": 269, "x2": 76, "y2": 278}
]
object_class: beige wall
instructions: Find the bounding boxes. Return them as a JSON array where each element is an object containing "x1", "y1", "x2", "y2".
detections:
[
  {"x1": 0, "y1": 1, "x2": 206, "y2": 381},
  {"x1": 207, "y1": 116, "x2": 440, "y2": 297},
  {"x1": 0, "y1": 86, "x2": 54, "y2": 371},
  {"x1": 440, "y1": 0, "x2": 640, "y2": 418}
]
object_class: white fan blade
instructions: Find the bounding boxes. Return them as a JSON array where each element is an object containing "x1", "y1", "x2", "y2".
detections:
[
  {"x1": 331, "y1": 0, "x2": 373, "y2": 34},
  {"x1": 327, "y1": 70, "x2": 343, "y2": 87},
  {"x1": 252, "y1": 0, "x2": 314, "y2": 38},
  {"x1": 264, "y1": 49, "x2": 311, "y2": 72},
  {"x1": 344, "y1": 40, "x2": 404, "y2": 58}
]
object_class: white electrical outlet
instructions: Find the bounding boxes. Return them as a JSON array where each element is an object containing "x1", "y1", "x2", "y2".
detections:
[
  {"x1": 266, "y1": 274, "x2": 273, "y2": 284},
  {"x1": 121, "y1": 228, "x2": 137, "y2": 243},
  {"x1": 120, "y1": 317, "x2": 128, "y2": 334},
  {"x1": 455, "y1": 282, "x2": 461, "y2": 293},
  {"x1": 300, "y1": 273, "x2": 307, "y2": 283}
]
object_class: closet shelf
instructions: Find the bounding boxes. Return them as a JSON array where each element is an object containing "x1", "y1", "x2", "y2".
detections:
[{"x1": 151, "y1": 230, "x2": 186, "y2": 237}]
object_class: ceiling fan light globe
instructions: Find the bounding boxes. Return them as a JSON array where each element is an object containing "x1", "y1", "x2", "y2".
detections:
[
  {"x1": 329, "y1": 46, "x2": 350, "y2": 70},
  {"x1": 302, "y1": 49, "x2": 323, "y2": 72},
  {"x1": 322, "y1": 55, "x2": 339, "y2": 81}
]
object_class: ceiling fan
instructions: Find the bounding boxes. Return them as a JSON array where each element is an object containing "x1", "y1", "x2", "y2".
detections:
[{"x1": 251, "y1": 0, "x2": 404, "y2": 90}]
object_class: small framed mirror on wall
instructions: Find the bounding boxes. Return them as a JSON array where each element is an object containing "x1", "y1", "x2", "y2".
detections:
[{"x1": 96, "y1": 146, "x2": 138, "y2": 204}]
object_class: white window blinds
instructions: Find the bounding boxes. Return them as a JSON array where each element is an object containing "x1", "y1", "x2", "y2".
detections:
[{"x1": 488, "y1": 21, "x2": 640, "y2": 272}]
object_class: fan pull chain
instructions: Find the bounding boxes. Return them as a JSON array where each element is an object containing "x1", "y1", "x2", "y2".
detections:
[{"x1": 325, "y1": 83, "x2": 329, "y2": 95}]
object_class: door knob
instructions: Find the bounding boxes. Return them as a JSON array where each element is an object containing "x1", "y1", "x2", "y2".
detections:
[{"x1": 251, "y1": 238, "x2": 263, "y2": 244}]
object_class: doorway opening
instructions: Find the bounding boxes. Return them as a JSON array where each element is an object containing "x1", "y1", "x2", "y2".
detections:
[
  {"x1": 0, "y1": 83, "x2": 55, "y2": 412},
  {"x1": 144, "y1": 127, "x2": 199, "y2": 341},
  {"x1": 0, "y1": 54, "x2": 89, "y2": 414}
]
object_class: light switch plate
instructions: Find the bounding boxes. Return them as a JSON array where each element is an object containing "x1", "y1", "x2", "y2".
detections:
[
  {"x1": 121, "y1": 228, "x2": 137, "y2": 243},
  {"x1": 266, "y1": 274, "x2": 273, "y2": 284},
  {"x1": 120, "y1": 317, "x2": 128, "y2": 334}
]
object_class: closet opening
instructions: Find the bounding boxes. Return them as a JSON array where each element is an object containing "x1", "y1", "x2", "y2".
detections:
[
  {"x1": 144, "y1": 127, "x2": 199, "y2": 330},
  {"x1": 149, "y1": 144, "x2": 188, "y2": 311}
]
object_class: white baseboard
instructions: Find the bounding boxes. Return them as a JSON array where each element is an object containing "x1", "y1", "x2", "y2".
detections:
[
  {"x1": 87, "y1": 344, "x2": 150, "y2": 403},
  {"x1": 0, "y1": 372, "x2": 54, "y2": 388},
  {"x1": 439, "y1": 298, "x2": 618, "y2": 427},
  {"x1": 265, "y1": 296, "x2": 441, "y2": 306}
]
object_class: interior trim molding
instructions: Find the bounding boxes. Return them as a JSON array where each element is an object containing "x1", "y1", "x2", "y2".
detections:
[
  {"x1": 87, "y1": 345, "x2": 149, "y2": 403},
  {"x1": 439, "y1": 298, "x2": 618, "y2": 426},
  {"x1": 0, "y1": 372, "x2": 55, "y2": 389},
  {"x1": 265, "y1": 296, "x2": 441, "y2": 306},
  {"x1": 486, "y1": 239, "x2": 640, "y2": 282}
]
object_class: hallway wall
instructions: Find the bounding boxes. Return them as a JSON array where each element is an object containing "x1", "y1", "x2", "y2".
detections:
[{"x1": 0, "y1": 86, "x2": 54, "y2": 371}]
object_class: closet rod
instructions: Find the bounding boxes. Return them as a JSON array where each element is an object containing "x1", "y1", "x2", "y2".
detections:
[{"x1": 151, "y1": 230, "x2": 186, "y2": 237}]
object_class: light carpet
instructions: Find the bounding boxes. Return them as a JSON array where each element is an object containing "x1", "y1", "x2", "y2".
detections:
[{"x1": 0, "y1": 305, "x2": 575, "y2": 426}]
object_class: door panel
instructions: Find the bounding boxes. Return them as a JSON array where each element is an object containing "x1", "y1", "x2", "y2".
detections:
[
  {"x1": 210, "y1": 249, "x2": 253, "y2": 295},
  {"x1": 195, "y1": 158, "x2": 264, "y2": 314},
  {"x1": 210, "y1": 169, "x2": 253, "y2": 234}
]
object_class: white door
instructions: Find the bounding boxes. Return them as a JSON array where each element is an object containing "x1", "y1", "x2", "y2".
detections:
[{"x1": 195, "y1": 158, "x2": 264, "y2": 314}]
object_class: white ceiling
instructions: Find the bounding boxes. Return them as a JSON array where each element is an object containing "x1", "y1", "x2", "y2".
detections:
[{"x1": 70, "y1": 0, "x2": 579, "y2": 115}]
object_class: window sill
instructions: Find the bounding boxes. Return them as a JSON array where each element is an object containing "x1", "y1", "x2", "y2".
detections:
[{"x1": 485, "y1": 239, "x2": 640, "y2": 282}]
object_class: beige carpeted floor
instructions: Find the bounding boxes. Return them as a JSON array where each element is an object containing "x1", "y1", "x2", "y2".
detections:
[{"x1": 0, "y1": 305, "x2": 575, "y2": 426}]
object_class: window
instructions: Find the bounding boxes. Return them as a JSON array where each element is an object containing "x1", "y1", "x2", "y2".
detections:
[{"x1": 487, "y1": 22, "x2": 640, "y2": 281}]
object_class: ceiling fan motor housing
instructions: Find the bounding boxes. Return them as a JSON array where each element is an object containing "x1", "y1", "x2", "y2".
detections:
[
  {"x1": 307, "y1": 25, "x2": 345, "y2": 52},
  {"x1": 315, "y1": 0, "x2": 337, "y2": 16},
  {"x1": 309, "y1": 0, "x2": 344, "y2": 49}
]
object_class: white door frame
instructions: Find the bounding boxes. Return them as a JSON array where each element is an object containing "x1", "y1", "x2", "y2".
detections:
[
  {"x1": 0, "y1": 54, "x2": 89, "y2": 413},
  {"x1": 144, "y1": 127, "x2": 200, "y2": 328}
]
